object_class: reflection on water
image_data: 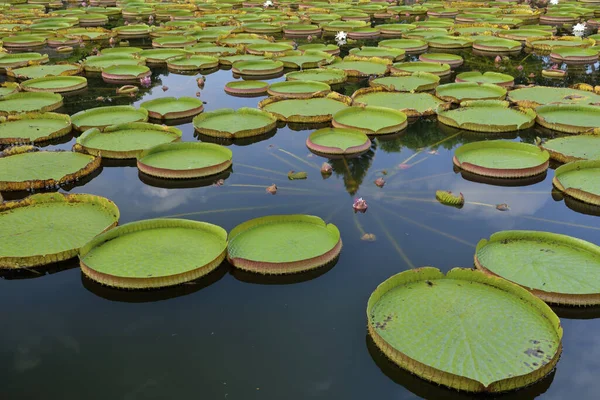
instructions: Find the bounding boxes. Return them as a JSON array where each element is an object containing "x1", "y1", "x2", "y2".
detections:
[{"x1": 2, "y1": 20, "x2": 600, "y2": 400}]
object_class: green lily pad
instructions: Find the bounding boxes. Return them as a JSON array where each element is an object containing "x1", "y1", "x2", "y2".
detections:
[
  {"x1": 275, "y1": 50, "x2": 335, "y2": 69},
  {"x1": 297, "y1": 43, "x2": 340, "y2": 55},
  {"x1": 151, "y1": 35, "x2": 197, "y2": 48},
  {"x1": 527, "y1": 37, "x2": 594, "y2": 50},
  {"x1": 259, "y1": 93, "x2": 351, "y2": 123},
  {"x1": 75, "y1": 122, "x2": 181, "y2": 159},
  {"x1": 427, "y1": 35, "x2": 473, "y2": 49},
  {"x1": 418, "y1": 52, "x2": 463, "y2": 67},
  {"x1": 0, "y1": 92, "x2": 63, "y2": 115},
  {"x1": 0, "y1": 148, "x2": 100, "y2": 191},
  {"x1": 101, "y1": 65, "x2": 151, "y2": 81},
  {"x1": 246, "y1": 42, "x2": 294, "y2": 55},
  {"x1": 323, "y1": 58, "x2": 390, "y2": 77},
  {"x1": 193, "y1": 108, "x2": 277, "y2": 138},
  {"x1": 0, "y1": 52, "x2": 48, "y2": 70},
  {"x1": 0, "y1": 193, "x2": 119, "y2": 269},
  {"x1": 71, "y1": 105, "x2": 148, "y2": 131},
  {"x1": 2, "y1": 34, "x2": 46, "y2": 47},
  {"x1": 508, "y1": 86, "x2": 600, "y2": 107},
  {"x1": 498, "y1": 29, "x2": 553, "y2": 41},
  {"x1": 553, "y1": 160, "x2": 600, "y2": 206},
  {"x1": 137, "y1": 142, "x2": 232, "y2": 179},
  {"x1": 349, "y1": 46, "x2": 405, "y2": 61},
  {"x1": 536, "y1": 104, "x2": 600, "y2": 134},
  {"x1": 352, "y1": 89, "x2": 446, "y2": 117},
  {"x1": 228, "y1": 215, "x2": 341, "y2": 274},
  {"x1": 184, "y1": 43, "x2": 238, "y2": 56},
  {"x1": 224, "y1": 80, "x2": 269, "y2": 96},
  {"x1": 369, "y1": 72, "x2": 440, "y2": 92},
  {"x1": 20, "y1": 76, "x2": 87, "y2": 93},
  {"x1": 332, "y1": 106, "x2": 408, "y2": 135},
  {"x1": 285, "y1": 68, "x2": 347, "y2": 85},
  {"x1": 140, "y1": 97, "x2": 204, "y2": 120},
  {"x1": 541, "y1": 135, "x2": 600, "y2": 163},
  {"x1": 379, "y1": 38, "x2": 428, "y2": 53},
  {"x1": 79, "y1": 218, "x2": 228, "y2": 289},
  {"x1": 267, "y1": 80, "x2": 330, "y2": 99},
  {"x1": 306, "y1": 127, "x2": 371, "y2": 156},
  {"x1": 550, "y1": 46, "x2": 599, "y2": 63},
  {"x1": 167, "y1": 55, "x2": 219, "y2": 71},
  {"x1": 232, "y1": 59, "x2": 284, "y2": 75},
  {"x1": 455, "y1": 71, "x2": 514, "y2": 87},
  {"x1": 0, "y1": 112, "x2": 72, "y2": 145},
  {"x1": 476, "y1": 231, "x2": 600, "y2": 305},
  {"x1": 139, "y1": 49, "x2": 190, "y2": 64},
  {"x1": 219, "y1": 54, "x2": 265, "y2": 66},
  {"x1": 101, "y1": 47, "x2": 143, "y2": 56},
  {"x1": 8, "y1": 63, "x2": 82, "y2": 80},
  {"x1": 473, "y1": 37, "x2": 522, "y2": 52},
  {"x1": 367, "y1": 267, "x2": 562, "y2": 392},
  {"x1": 83, "y1": 55, "x2": 145, "y2": 72},
  {"x1": 390, "y1": 61, "x2": 451, "y2": 76},
  {"x1": 438, "y1": 100, "x2": 537, "y2": 133},
  {"x1": 453, "y1": 139, "x2": 549, "y2": 178},
  {"x1": 436, "y1": 82, "x2": 507, "y2": 103}
]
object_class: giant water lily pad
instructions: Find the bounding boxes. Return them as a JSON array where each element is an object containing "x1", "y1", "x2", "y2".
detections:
[
  {"x1": 455, "y1": 71, "x2": 514, "y2": 87},
  {"x1": 20, "y1": 76, "x2": 87, "y2": 93},
  {"x1": 323, "y1": 57, "x2": 390, "y2": 77},
  {"x1": 0, "y1": 92, "x2": 63, "y2": 116},
  {"x1": 151, "y1": 35, "x2": 197, "y2": 48},
  {"x1": 232, "y1": 59, "x2": 284, "y2": 76},
  {"x1": 219, "y1": 54, "x2": 265, "y2": 66},
  {"x1": 0, "y1": 193, "x2": 119, "y2": 269},
  {"x1": 367, "y1": 267, "x2": 562, "y2": 392},
  {"x1": 267, "y1": 80, "x2": 330, "y2": 99},
  {"x1": 79, "y1": 218, "x2": 228, "y2": 289},
  {"x1": 140, "y1": 97, "x2": 204, "y2": 120},
  {"x1": 71, "y1": 105, "x2": 148, "y2": 131},
  {"x1": 332, "y1": 106, "x2": 408, "y2": 134},
  {"x1": 476, "y1": 231, "x2": 600, "y2": 305},
  {"x1": 139, "y1": 49, "x2": 190, "y2": 64},
  {"x1": 306, "y1": 127, "x2": 371, "y2": 156},
  {"x1": 275, "y1": 50, "x2": 335, "y2": 69},
  {"x1": 228, "y1": 215, "x2": 342, "y2": 274},
  {"x1": 2, "y1": 35, "x2": 46, "y2": 48},
  {"x1": 259, "y1": 93, "x2": 351, "y2": 123},
  {"x1": 102, "y1": 65, "x2": 151, "y2": 81},
  {"x1": 473, "y1": 37, "x2": 522, "y2": 53},
  {"x1": 419, "y1": 53, "x2": 463, "y2": 67},
  {"x1": 508, "y1": 86, "x2": 600, "y2": 107},
  {"x1": 83, "y1": 55, "x2": 144, "y2": 72},
  {"x1": 436, "y1": 82, "x2": 507, "y2": 103},
  {"x1": 246, "y1": 42, "x2": 294, "y2": 55},
  {"x1": 390, "y1": 61, "x2": 451, "y2": 77},
  {"x1": 0, "y1": 148, "x2": 100, "y2": 191},
  {"x1": 369, "y1": 72, "x2": 440, "y2": 92},
  {"x1": 379, "y1": 38, "x2": 428, "y2": 53},
  {"x1": 437, "y1": 100, "x2": 536, "y2": 133},
  {"x1": 427, "y1": 35, "x2": 473, "y2": 49},
  {"x1": 137, "y1": 142, "x2": 232, "y2": 179},
  {"x1": 541, "y1": 136, "x2": 600, "y2": 163},
  {"x1": 550, "y1": 46, "x2": 599, "y2": 63},
  {"x1": 348, "y1": 46, "x2": 405, "y2": 61},
  {"x1": 224, "y1": 80, "x2": 269, "y2": 96},
  {"x1": 553, "y1": 160, "x2": 600, "y2": 206},
  {"x1": 536, "y1": 104, "x2": 600, "y2": 134},
  {"x1": 352, "y1": 88, "x2": 447, "y2": 117},
  {"x1": 167, "y1": 55, "x2": 219, "y2": 71},
  {"x1": 8, "y1": 63, "x2": 82, "y2": 80},
  {"x1": 453, "y1": 140, "x2": 549, "y2": 178},
  {"x1": 75, "y1": 122, "x2": 181, "y2": 159},
  {"x1": 0, "y1": 112, "x2": 71, "y2": 145},
  {"x1": 193, "y1": 108, "x2": 277, "y2": 138},
  {"x1": 0, "y1": 52, "x2": 48, "y2": 70},
  {"x1": 286, "y1": 68, "x2": 347, "y2": 85}
]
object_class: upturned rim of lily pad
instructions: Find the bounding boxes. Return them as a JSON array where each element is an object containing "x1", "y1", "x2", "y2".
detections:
[
  {"x1": 435, "y1": 82, "x2": 507, "y2": 103},
  {"x1": 351, "y1": 87, "x2": 451, "y2": 117},
  {"x1": 258, "y1": 92, "x2": 352, "y2": 123},
  {"x1": 418, "y1": 52, "x2": 463, "y2": 67},
  {"x1": 231, "y1": 59, "x2": 284, "y2": 76},
  {"x1": 437, "y1": 100, "x2": 537, "y2": 133},
  {"x1": 101, "y1": 64, "x2": 151, "y2": 82},
  {"x1": 550, "y1": 46, "x2": 599, "y2": 64},
  {"x1": 306, "y1": 127, "x2": 371, "y2": 156},
  {"x1": 0, "y1": 112, "x2": 72, "y2": 145},
  {"x1": 453, "y1": 139, "x2": 550, "y2": 178},
  {"x1": 0, "y1": 193, "x2": 119, "y2": 269},
  {"x1": 267, "y1": 80, "x2": 331, "y2": 99},
  {"x1": 324, "y1": 56, "x2": 391, "y2": 77},
  {"x1": 140, "y1": 96, "x2": 204, "y2": 120},
  {"x1": 7, "y1": 62, "x2": 83, "y2": 80},
  {"x1": 455, "y1": 71, "x2": 515, "y2": 87},
  {"x1": 390, "y1": 61, "x2": 451, "y2": 77},
  {"x1": 285, "y1": 68, "x2": 348, "y2": 85},
  {"x1": 193, "y1": 107, "x2": 277, "y2": 138},
  {"x1": 541, "y1": 135, "x2": 600, "y2": 163},
  {"x1": 227, "y1": 214, "x2": 342, "y2": 275},
  {"x1": 224, "y1": 80, "x2": 269, "y2": 95},
  {"x1": 535, "y1": 103, "x2": 600, "y2": 134},
  {"x1": 367, "y1": 266, "x2": 562, "y2": 392},
  {"x1": 71, "y1": 105, "x2": 149, "y2": 131},
  {"x1": 369, "y1": 72, "x2": 440, "y2": 92},
  {"x1": 166, "y1": 54, "x2": 220, "y2": 71},
  {"x1": 475, "y1": 230, "x2": 600, "y2": 305},
  {"x1": 0, "y1": 92, "x2": 63, "y2": 116},
  {"x1": 553, "y1": 160, "x2": 600, "y2": 206},
  {"x1": 79, "y1": 218, "x2": 228, "y2": 289},
  {"x1": 137, "y1": 142, "x2": 233, "y2": 179},
  {"x1": 20, "y1": 75, "x2": 88, "y2": 93},
  {"x1": 332, "y1": 105, "x2": 408, "y2": 135},
  {"x1": 0, "y1": 52, "x2": 49, "y2": 70}
]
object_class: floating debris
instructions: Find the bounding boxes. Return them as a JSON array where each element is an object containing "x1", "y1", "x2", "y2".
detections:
[
  {"x1": 266, "y1": 184, "x2": 277, "y2": 194},
  {"x1": 353, "y1": 197, "x2": 368, "y2": 213}
]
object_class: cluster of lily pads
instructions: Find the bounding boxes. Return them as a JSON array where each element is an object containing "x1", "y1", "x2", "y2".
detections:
[{"x1": 1, "y1": 0, "x2": 600, "y2": 396}]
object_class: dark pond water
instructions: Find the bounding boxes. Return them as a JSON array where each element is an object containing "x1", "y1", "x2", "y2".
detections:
[{"x1": 2, "y1": 21, "x2": 600, "y2": 400}]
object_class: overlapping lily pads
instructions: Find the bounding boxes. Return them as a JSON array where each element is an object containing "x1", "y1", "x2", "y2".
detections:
[
  {"x1": 369, "y1": 72, "x2": 440, "y2": 92},
  {"x1": 508, "y1": 86, "x2": 600, "y2": 107},
  {"x1": 0, "y1": 92, "x2": 63, "y2": 115},
  {"x1": 71, "y1": 105, "x2": 148, "y2": 131},
  {"x1": 436, "y1": 82, "x2": 507, "y2": 103},
  {"x1": 332, "y1": 106, "x2": 408, "y2": 134},
  {"x1": 455, "y1": 71, "x2": 515, "y2": 87},
  {"x1": 352, "y1": 88, "x2": 448, "y2": 117},
  {"x1": 286, "y1": 68, "x2": 347, "y2": 85},
  {"x1": 390, "y1": 61, "x2": 451, "y2": 77},
  {"x1": 259, "y1": 93, "x2": 351, "y2": 123},
  {"x1": 437, "y1": 100, "x2": 537, "y2": 133}
]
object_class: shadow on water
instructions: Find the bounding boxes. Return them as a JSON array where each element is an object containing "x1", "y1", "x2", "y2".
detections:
[
  {"x1": 137, "y1": 169, "x2": 231, "y2": 189},
  {"x1": 0, "y1": 258, "x2": 80, "y2": 280},
  {"x1": 230, "y1": 257, "x2": 339, "y2": 285},
  {"x1": 366, "y1": 335, "x2": 555, "y2": 400},
  {"x1": 195, "y1": 128, "x2": 278, "y2": 146}
]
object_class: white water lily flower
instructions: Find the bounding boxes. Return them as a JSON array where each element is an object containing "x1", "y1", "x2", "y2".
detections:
[
  {"x1": 263, "y1": 0, "x2": 273, "y2": 7},
  {"x1": 549, "y1": 0, "x2": 559, "y2": 4},
  {"x1": 335, "y1": 31, "x2": 347, "y2": 42},
  {"x1": 573, "y1": 22, "x2": 586, "y2": 37}
]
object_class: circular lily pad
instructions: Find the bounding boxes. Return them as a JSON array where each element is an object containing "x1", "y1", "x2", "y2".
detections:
[
  {"x1": 323, "y1": 58, "x2": 389, "y2": 77},
  {"x1": 332, "y1": 106, "x2": 408, "y2": 135},
  {"x1": 306, "y1": 127, "x2": 371, "y2": 156},
  {"x1": 453, "y1": 140, "x2": 549, "y2": 178},
  {"x1": 219, "y1": 54, "x2": 265, "y2": 66},
  {"x1": 228, "y1": 215, "x2": 342, "y2": 274},
  {"x1": 140, "y1": 97, "x2": 204, "y2": 120},
  {"x1": 102, "y1": 65, "x2": 151, "y2": 82},
  {"x1": 267, "y1": 80, "x2": 330, "y2": 99},
  {"x1": 297, "y1": 43, "x2": 340, "y2": 55},
  {"x1": 508, "y1": 86, "x2": 600, "y2": 107},
  {"x1": 369, "y1": 72, "x2": 440, "y2": 92},
  {"x1": 476, "y1": 231, "x2": 600, "y2": 305},
  {"x1": 232, "y1": 59, "x2": 284, "y2": 76},
  {"x1": 352, "y1": 88, "x2": 447, "y2": 117},
  {"x1": 101, "y1": 47, "x2": 144, "y2": 56},
  {"x1": 390, "y1": 61, "x2": 451, "y2": 77},
  {"x1": 0, "y1": 112, "x2": 71, "y2": 145},
  {"x1": 79, "y1": 218, "x2": 228, "y2": 289},
  {"x1": 246, "y1": 42, "x2": 294, "y2": 55},
  {"x1": 139, "y1": 49, "x2": 190, "y2": 65},
  {"x1": 152, "y1": 35, "x2": 197, "y2": 48},
  {"x1": 224, "y1": 80, "x2": 269, "y2": 96},
  {"x1": 436, "y1": 82, "x2": 507, "y2": 103},
  {"x1": 349, "y1": 46, "x2": 405, "y2": 61},
  {"x1": 437, "y1": 100, "x2": 536, "y2": 133},
  {"x1": 455, "y1": 71, "x2": 515, "y2": 87},
  {"x1": 473, "y1": 37, "x2": 522, "y2": 53},
  {"x1": 0, "y1": 148, "x2": 100, "y2": 191},
  {"x1": 427, "y1": 35, "x2": 473, "y2": 49},
  {"x1": 0, "y1": 92, "x2": 63, "y2": 116},
  {"x1": 275, "y1": 50, "x2": 335, "y2": 69},
  {"x1": 379, "y1": 39, "x2": 428, "y2": 53},
  {"x1": 0, "y1": 193, "x2": 119, "y2": 269},
  {"x1": 2, "y1": 35, "x2": 46, "y2": 48},
  {"x1": 83, "y1": 55, "x2": 144, "y2": 72},
  {"x1": 286, "y1": 68, "x2": 347, "y2": 85},
  {"x1": 167, "y1": 55, "x2": 219, "y2": 71},
  {"x1": 367, "y1": 267, "x2": 562, "y2": 392},
  {"x1": 20, "y1": 76, "x2": 87, "y2": 93},
  {"x1": 7, "y1": 63, "x2": 82, "y2": 80},
  {"x1": 137, "y1": 142, "x2": 232, "y2": 179},
  {"x1": 259, "y1": 93, "x2": 351, "y2": 123},
  {"x1": 75, "y1": 122, "x2": 181, "y2": 159},
  {"x1": 541, "y1": 135, "x2": 600, "y2": 163},
  {"x1": 0, "y1": 52, "x2": 48, "y2": 70},
  {"x1": 536, "y1": 104, "x2": 600, "y2": 134},
  {"x1": 553, "y1": 160, "x2": 600, "y2": 206},
  {"x1": 550, "y1": 47, "x2": 599, "y2": 63},
  {"x1": 71, "y1": 105, "x2": 148, "y2": 131},
  {"x1": 419, "y1": 53, "x2": 463, "y2": 67},
  {"x1": 193, "y1": 108, "x2": 277, "y2": 138}
]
